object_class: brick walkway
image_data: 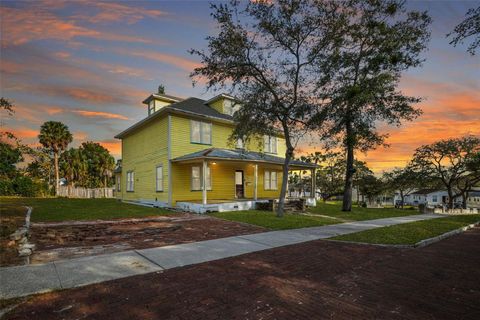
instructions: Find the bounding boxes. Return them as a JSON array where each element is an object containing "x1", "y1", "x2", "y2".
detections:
[{"x1": 5, "y1": 226, "x2": 480, "y2": 319}]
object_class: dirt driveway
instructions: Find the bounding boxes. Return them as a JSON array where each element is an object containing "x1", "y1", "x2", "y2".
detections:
[
  {"x1": 3, "y1": 214, "x2": 264, "y2": 266},
  {"x1": 5, "y1": 227, "x2": 480, "y2": 319}
]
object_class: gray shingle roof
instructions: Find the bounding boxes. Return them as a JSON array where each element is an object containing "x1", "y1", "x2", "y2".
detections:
[
  {"x1": 115, "y1": 97, "x2": 233, "y2": 139},
  {"x1": 168, "y1": 98, "x2": 233, "y2": 121},
  {"x1": 172, "y1": 148, "x2": 318, "y2": 168}
]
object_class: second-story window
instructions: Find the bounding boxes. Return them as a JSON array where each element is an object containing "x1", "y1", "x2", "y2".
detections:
[
  {"x1": 263, "y1": 135, "x2": 277, "y2": 154},
  {"x1": 191, "y1": 120, "x2": 212, "y2": 145},
  {"x1": 236, "y1": 137, "x2": 244, "y2": 149}
]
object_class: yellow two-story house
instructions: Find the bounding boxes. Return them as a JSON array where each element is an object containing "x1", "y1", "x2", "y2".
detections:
[{"x1": 114, "y1": 91, "x2": 316, "y2": 213}]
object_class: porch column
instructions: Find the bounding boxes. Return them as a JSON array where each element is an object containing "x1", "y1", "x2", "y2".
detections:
[
  {"x1": 299, "y1": 170, "x2": 303, "y2": 197},
  {"x1": 311, "y1": 168, "x2": 316, "y2": 199},
  {"x1": 254, "y1": 164, "x2": 258, "y2": 200},
  {"x1": 202, "y1": 160, "x2": 207, "y2": 205}
]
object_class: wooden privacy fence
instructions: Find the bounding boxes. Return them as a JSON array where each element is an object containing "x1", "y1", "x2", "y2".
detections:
[{"x1": 58, "y1": 186, "x2": 115, "y2": 198}]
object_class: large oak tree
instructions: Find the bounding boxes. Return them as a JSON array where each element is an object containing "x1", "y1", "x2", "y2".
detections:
[
  {"x1": 410, "y1": 136, "x2": 480, "y2": 209},
  {"x1": 319, "y1": 0, "x2": 431, "y2": 211},
  {"x1": 190, "y1": 0, "x2": 347, "y2": 216}
]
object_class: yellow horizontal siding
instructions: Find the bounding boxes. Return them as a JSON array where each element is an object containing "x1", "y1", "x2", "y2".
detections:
[
  {"x1": 118, "y1": 109, "x2": 289, "y2": 204},
  {"x1": 209, "y1": 99, "x2": 224, "y2": 114},
  {"x1": 170, "y1": 115, "x2": 286, "y2": 158},
  {"x1": 121, "y1": 117, "x2": 169, "y2": 202},
  {"x1": 171, "y1": 161, "x2": 283, "y2": 204}
]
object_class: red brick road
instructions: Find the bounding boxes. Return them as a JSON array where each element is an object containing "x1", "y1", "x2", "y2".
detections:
[{"x1": 5, "y1": 227, "x2": 480, "y2": 319}]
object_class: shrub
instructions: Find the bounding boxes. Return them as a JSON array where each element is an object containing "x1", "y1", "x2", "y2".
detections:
[
  {"x1": 12, "y1": 176, "x2": 38, "y2": 197},
  {"x1": 0, "y1": 179, "x2": 14, "y2": 195}
]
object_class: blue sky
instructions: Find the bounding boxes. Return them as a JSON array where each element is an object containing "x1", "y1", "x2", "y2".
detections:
[{"x1": 1, "y1": 0, "x2": 479, "y2": 172}]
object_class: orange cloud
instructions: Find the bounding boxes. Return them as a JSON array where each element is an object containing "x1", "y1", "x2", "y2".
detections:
[
  {"x1": 74, "y1": 0, "x2": 167, "y2": 24},
  {"x1": 98, "y1": 140, "x2": 121, "y2": 156},
  {"x1": 54, "y1": 51, "x2": 71, "y2": 59},
  {"x1": 115, "y1": 48, "x2": 201, "y2": 72},
  {"x1": 0, "y1": 5, "x2": 153, "y2": 47},
  {"x1": 73, "y1": 131, "x2": 88, "y2": 141},
  {"x1": 72, "y1": 110, "x2": 129, "y2": 120},
  {"x1": 5, "y1": 128, "x2": 39, "y2": 139}
]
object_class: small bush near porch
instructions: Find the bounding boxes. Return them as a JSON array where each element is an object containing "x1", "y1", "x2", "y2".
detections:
[
  {"x1": 0, "y1": 197, "x2": 173, "y2": 222},
  {"x1": 212, "y1": 202, "x2": 422, "y2": 230}
]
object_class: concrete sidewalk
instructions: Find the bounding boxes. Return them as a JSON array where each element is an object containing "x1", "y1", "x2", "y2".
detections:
[{"x1": 0, "y1": 214, "x2": 442, "y2": 299}]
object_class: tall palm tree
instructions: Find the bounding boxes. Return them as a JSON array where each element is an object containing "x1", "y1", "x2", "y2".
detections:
[
  {"x1": 38, "y1": 121, "x2": 73, "y2": 195},
  {"x1": 99, "y1": 151, "x2": 115, "y2": 188},
  {"x1": 60, "y1": 148, "x2": 87, "y2": 187}
]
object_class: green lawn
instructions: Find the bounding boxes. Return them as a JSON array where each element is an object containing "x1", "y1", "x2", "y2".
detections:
[
  {"x1": 211, "y1": 202, "x2": 422, "y2": 230},
  {"x1": 332, "y1": 215, "x2": 480, "y2": 245},
  {"x1": 310, "y1": 201, "x2": 419, "y2": 221},
  {"x1": 211, "y1": 210, "x2": 338, "y2": 230},
  {"x1": 0, "y1": 197, "x2": 173, "y2": 222}
]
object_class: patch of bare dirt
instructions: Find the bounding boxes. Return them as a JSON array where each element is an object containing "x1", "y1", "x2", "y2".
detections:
[{"x1": 26, "y1": 215, "x2": 265, "y2": 264}]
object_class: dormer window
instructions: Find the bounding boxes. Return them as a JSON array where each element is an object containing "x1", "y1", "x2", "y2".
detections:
[
  {"x1": 143, "y1": 91, "x2": 183, "y2": 116},
  {"x1": 148, "y1": 100, "x2": 155, "y2": 115},
  {"x1": 224, "y1": 100, "x2": 234, "y2": 116},
  {"x1": 204, "y1": 94, "x2": 239, "y2": 116}
]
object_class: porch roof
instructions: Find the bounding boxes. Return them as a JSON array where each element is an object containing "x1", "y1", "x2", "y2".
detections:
[{"x1": 171, "y1": 148, "x2": 318, "y2": 169}]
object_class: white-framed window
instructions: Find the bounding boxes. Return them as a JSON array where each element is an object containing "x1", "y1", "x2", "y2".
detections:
[
  {"x1": 236, "y1": 137, "x2": 244, "y2": 149},
  {"x1": 224, "y1": 100, "x2": 233, "y2": 116},
  {"x1": 116, "y1": 175, "x2": 121, "y2": 192},
  {"x1": 126, "y1": 171, "x2": 134, "y2": 192},
  {"x1": 191, "y1": 120, "x2": 212, "y2": 144},
  {"x1": 148, "y1": 100, "x2": 155, "y2": 115},
  {"x1": 156, "y1": 165, "x2": 163, "y2": 192},
  {"x1": 191, "y1": 166, "x2": 212, "y2": 191},
  {"x1": 432, "y1": 195, "x2": 437, "y2": 203},
  {"x1": 263, "y1": 135, "x2": 277, "y2": 154},
  {"x1": 264, "y1": 170, "x2": 278, "y2": 190}
]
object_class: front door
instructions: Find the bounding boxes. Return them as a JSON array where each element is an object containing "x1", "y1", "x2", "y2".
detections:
[{"x1": 235, "y1": 170, "x2": 244, "y2": 198}]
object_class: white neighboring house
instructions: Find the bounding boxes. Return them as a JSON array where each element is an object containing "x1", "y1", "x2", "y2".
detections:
[
  {"x1": 467, "y1": 191, "x2": 480, "y2": 209},
  {"x1": 397, "y1": 189, "x2": 461, "y2": 207}
]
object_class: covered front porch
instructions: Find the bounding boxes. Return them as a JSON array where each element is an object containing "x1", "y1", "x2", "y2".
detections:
[{"x1": 170, "y1": 148, "x2": 317, "y2": 213}]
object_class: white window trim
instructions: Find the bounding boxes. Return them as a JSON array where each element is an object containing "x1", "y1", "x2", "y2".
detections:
[
  {"x1": 191, "y1": 166, "x2": 201, "y2": 191},
  {"x1": 156, "y1": 165, "x2": 163, "y2": 192},
  {"x1": 190, "y1": 120, "x2": 212, "y2": 145},
  {"x1": 116, "y1": 175, "x2": 121, "y2": 192},
  {"x1": 263, "y1": 135, "x2": 277, "y2": 154},
  {"x1": 191, "y1": 165, "x2": 212, "y2": 191},
  {"x1": 236, "y1": 137, "x2": 244, "y2": 149},
  {"x1": 126, "y1": 171, "x2": 134, "y2": 192},
  {"x1": 271, "y1": 171, "x2": 278, "y2": 190},
  {"x1": 264, "y1": 170, "x2": 278, "y2": 190}
]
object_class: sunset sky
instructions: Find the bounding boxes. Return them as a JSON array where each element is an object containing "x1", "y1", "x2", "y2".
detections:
[{"x1": 1, "y1": 0, "x2": 479, "y2": 173}]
